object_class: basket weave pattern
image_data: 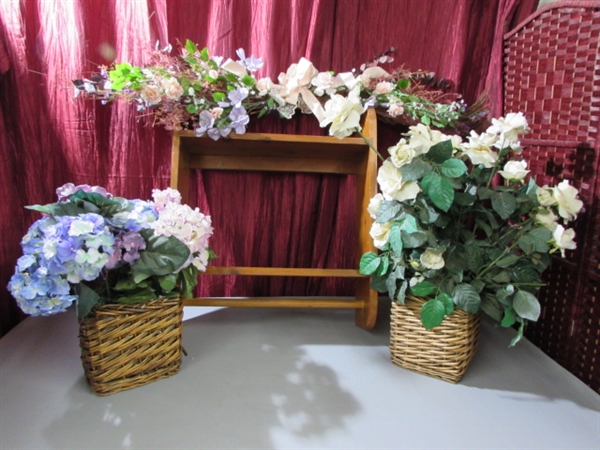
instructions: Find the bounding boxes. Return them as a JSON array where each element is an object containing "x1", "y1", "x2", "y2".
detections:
[
  {"x1": 390, "y1": 296, "x2": 481, "y2": 384},
  {"x1": 79, "y1": 297, "x2": 183, "y2": 396},
  {"x1": 503, "y1": 2, "x2": 600, "y2": 392}
]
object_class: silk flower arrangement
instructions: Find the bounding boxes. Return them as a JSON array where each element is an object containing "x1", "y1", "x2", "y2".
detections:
[
  {"x1": 360, "y1": 112, "x2": 583, "y2": 345},
  {"x1": 8, "y1": 184, "x2": 214, "y2": 319}
]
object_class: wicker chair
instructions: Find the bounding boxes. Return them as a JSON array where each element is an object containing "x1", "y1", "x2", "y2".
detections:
[{"x1": 503, "y1": 0, "x2": 600, "y2": 392}]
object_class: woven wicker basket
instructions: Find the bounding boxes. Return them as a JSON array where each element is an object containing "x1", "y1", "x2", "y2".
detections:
[
  {"x1": 78, "y1": 297, "x2": 184, "y2": 396},
  {"x1": 390, "y1": 296, "x2": 482, "y2": 383}
]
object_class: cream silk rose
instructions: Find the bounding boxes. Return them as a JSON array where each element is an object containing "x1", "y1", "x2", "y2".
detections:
[
  {"x1": 319, "y1": 87, "x2": 365, "y2": 139},
  {"x1": 498, "y1": 160, "x2": 530, "y2": 181},
  {"x1": 376, "y1": 160, "x2": 420, "y2": 202}
]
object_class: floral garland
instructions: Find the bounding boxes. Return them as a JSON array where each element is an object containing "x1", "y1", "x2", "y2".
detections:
[{"x1": 73, "y1": 40, "x2": 486, "y2": 140}]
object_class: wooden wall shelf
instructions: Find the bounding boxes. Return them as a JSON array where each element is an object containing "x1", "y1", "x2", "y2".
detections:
[{"x1": 170, "y1": 109, "x2": 379, "y2": 329}]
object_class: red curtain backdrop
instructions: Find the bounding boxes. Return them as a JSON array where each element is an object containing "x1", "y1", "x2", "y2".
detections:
[{"x1": 0, "y1": 0, "x2": 536, "y2": 337}]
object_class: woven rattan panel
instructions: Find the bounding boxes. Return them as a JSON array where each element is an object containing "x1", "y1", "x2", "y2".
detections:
[{"x1": 503, "y1": 2, "x2": 600, "y2": 393}]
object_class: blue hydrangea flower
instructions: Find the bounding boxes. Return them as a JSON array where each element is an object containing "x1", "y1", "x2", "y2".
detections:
[{"x1": 110, "y1": 199, "x2": 157, "y2": 231}]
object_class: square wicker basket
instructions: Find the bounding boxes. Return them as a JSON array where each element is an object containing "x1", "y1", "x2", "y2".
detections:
[
  {"x1": 78, "y1": 297, "x2": 184, "y2": 396},
  {"x1": 390, "y1": 296, "x2": 482, "y2": 383}
]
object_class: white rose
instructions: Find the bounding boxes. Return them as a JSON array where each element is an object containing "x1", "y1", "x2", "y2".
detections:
[
  {"x1": 487, "y1": 112, "x2": 530, "y2": 146},
  {"x1": 256, "y1": 77, "x2": 275, "y2": 96},
  {"x1": 388, "y1": 139, "x2": 416, "y2": 168},
  {"x1": 140, "y1": 85, "x2": 162, "y2": 105},
  {"x1": 367, "y1": 193, "x2": 384, "y2": 219},
  {"x1": 373, "y1": 81, "x2": 395, "y2": 95},
  {"x1": 387, "y1": 102, "x2": 404, "y2": 118},
  {"x1": 377, "y1": 160, "x2": 420, "y2": 202},
  {"x1": 420, "y1": 248, "x2": 445, "y2": 270},
  {"x1": 552, "y1": 180, "x2": 584, "y2": 221},
  {"x1": 498, "y1": 160, "x2": 530, "y2": 181},
  {"x1": 460, "y1": 130, "x2": 499, "y2": 168},
  {"x1": 311, "y1": 72, "x2": 343, "y2": 96},
  {"x1": 536, "y1": 186, "x2": 556, "y2": 207},
  {"x1": 320, "y1": 87, "x2": 365, "y2": 139},
  {"x1": 552, "y1": 224, "x2": 577, "y2": 257},
  {"x1": 534, "y1": 208, "x2": 558, "y2": 231},
  {"x1": 405, "y1": 123, "x2": 445, "y2": 155},
  {"x1": 369, "y1": 221, "x2": 392, "y2": 250},
  {"x1": 162, "y1": 77, "x2": 184, "y2": 100}
]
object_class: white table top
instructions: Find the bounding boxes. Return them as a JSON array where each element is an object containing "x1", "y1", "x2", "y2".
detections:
[{"x1": 1, "y1": 304, "x2": 599, "y2": 450}]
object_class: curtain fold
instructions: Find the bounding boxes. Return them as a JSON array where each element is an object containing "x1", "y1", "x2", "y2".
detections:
[{"x1": 0, "y1": 0, "x2": 536, "y2": 336}]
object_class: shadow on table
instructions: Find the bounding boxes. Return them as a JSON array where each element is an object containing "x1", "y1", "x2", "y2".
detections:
[{"x1": 42, "y1": 305, "x2": 385, "y2": 449}]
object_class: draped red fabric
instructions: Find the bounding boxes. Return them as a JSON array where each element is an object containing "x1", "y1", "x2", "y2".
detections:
[{"x1": 0, "y1": 0, "x2": 536, "y2": 336}]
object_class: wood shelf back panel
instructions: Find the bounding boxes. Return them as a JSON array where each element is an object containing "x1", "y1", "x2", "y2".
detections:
[
  {"x1": 205, "y1": 266, "x2": 363, "y2": 277},
  {"x1": 171, "y1": 109, "x2": 379, "y2": 329},
  {"x1": 178, "y1": 135, "x2": 369, "y2": 174}
]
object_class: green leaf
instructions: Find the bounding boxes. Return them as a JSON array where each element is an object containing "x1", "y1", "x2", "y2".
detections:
[
  {"x1": 399, "y1": 215, "x2": 419, "y2": 233},
  {"x1": 496, "y1": 253, "x2": 520, "y2": 268},
  {"x1": 376, "y1": 255, "x2": 390, "y2": 276},
  {"x1": 418, "y1": 202, "x2": 440, "y2": 224},
  {"x1": 466, "y1": 244, "x2": 484, "y2": 273},
  {"x1": 401, "y1": 230, "x2": 428, "y2": 248},
  {"x1": 389, "y1": 223, "x2": 403, "y2": 254},
  {"x1": 113, "y1": 277, "x2": 141, "y2": 291},
  {"x1": 440, "y1": 158, "x2": 467, "y2": 178},
  {"x1": 115, "y1": 288, "x2": 158, "y2": 304},
  {"x1": 186, "y1": 104, "x2": 199, "y2": 114},
  {"x1": 386, "y1": 271, "x2": 397, "y2": 300},
  {"x1": 510, "y1": 263, "x2": 541, "y2": 284},
  {"x1": 481, "y1": 295, "x2": 503, "y2": 323},
  {"x1": 26, "y1": 202, "x2": 86, "y2": 217},
  {"x1": 71, "y1": 190, "x2": 124, "y2": 213},
  {"x1": 158, "y1": 273, "x2": 178, "y2": 292},
  {"x1": 185, "y1": 39, "x2": 199, "y2": 55},
  {"x1": 131, "y1": 230, "x2": 190, "y2": 279},
  {"x1": 492, "y1": 270, "x2": 512, "y2": 283},
  {"x1": 421, "y1": 298, "x2": 446, "y2": 329},
  {"x1": 180, "y1": 265, "x2": 199, "y2": 298},
  {"x1": 74, "y1": 283, "x2": 101, "y2": 319},
  {"x1": 376, "y1": 200, "x2": 401, "y2": 223},
  {"x1": 359, "y1": 252, "x2": 381, "y2": 275},
  {"x1": 371, "y1": 275, "x2": 388, "y2": 292},
  {"x1": 427, "y1": 140, "x2": 454, "y2": 163},
  {"x1": 410, "y1": 280, "x2": 436, "y2": 297},
  {"x1": 395, "y1": 280, "x2": 408, "y2": 303},
  {"x1": 396, "y1": 78, "x2": 410, "y2": 90},
  {"x1": 477, "y1": 186, "x2": 494, "y2": 200},
  {"x1": 437, "y1": 292, "x2": 455, "y2": 315},
  {"x1": 422, "y1": 173, "x2": 454, "y2": 212},
  {"x1": 241, "y1": 75, "x2": 255, "y2": 87},
  {"x1": 400, "y1": 158, "x2": 432, "y2": 182},
  {"x1": 212, "y1": 92, "x2": 226, "y2": 103},
  {"x1": 453, "y1": 192, "x2": 476, "y2": 206},
  {"x1": 513, "y1": 290, "x2": 541, "y2": 321},
  {"x1": 528, "y1": 227, "x2": 552, "y2": 253},
  {"x1": 452, "y1": 283, "x2": 481, "y2": 313},
  {"x1": 501, "y1": 306, "x2": 517, "y2": 327},
  {"x1": 491, "y1": 191, "x2": 517, "y2": 220},
  {"x1": 200, "y1": 47, "x2": 210, "y2": 62}
]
